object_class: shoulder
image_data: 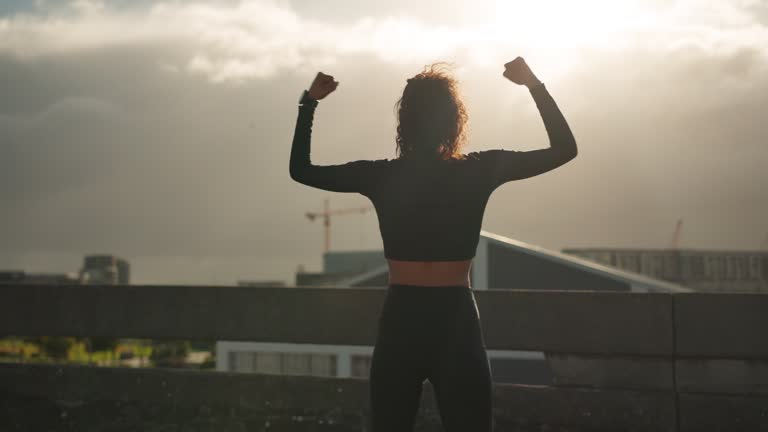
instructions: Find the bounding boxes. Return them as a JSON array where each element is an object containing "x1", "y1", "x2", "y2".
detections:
[
  {"x1": 464, "y1": 151, "x2": 482, "y2": 161},
  {"x1": 344, "y1": 158, "x2": 392, "y2": 167},
  {"x1": 343, "y1": 158, "x2": 393, "y2": 175},
  {"x1": 463, "y1": 150, "x2": 501, "y2": 163},
  {"x1": 362, "y1": 158, "x2": 393, "y2": 169},
  {"x1": 463, "y1": 149, "x2": 520, "y2": 161}
]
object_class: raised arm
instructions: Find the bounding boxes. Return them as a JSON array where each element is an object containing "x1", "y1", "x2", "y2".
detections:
[
  {"x1": 289, "y1": 72, "x2": 385, "y2": 196},
  {"x1": 471, "y1": 57, "x2": 577, "y2": 189}
]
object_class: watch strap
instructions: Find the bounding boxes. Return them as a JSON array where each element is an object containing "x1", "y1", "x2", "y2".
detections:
[{"x1": 299, "y1": 90, "x2": 319, "y2": 108}]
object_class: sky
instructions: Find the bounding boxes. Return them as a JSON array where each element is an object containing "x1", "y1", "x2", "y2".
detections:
[{"x1": 1, "y1": 0, "x2": 767, "y2": 285}]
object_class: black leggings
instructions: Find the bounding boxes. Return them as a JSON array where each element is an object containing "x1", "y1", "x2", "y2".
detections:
[{"x1": 369, "y1": 284, "x2": 494, "y2": 431}]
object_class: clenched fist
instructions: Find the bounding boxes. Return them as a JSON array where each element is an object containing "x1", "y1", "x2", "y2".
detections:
[
  {"x1": 503, "y1": 57, "x2": 541, "y2": 88},
  {"x1": 308, "y1": 72, "x2": 339, "y2": 100}
]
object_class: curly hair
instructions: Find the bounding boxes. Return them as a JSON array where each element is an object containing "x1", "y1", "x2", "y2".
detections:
[{"x1": 394, "y1": 62, "x2": 468, "y2": 161}]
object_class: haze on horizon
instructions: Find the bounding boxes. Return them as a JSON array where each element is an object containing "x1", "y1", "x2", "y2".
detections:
[{"x1": 1, "y1": 0, "x2": 767, "y2": 285}]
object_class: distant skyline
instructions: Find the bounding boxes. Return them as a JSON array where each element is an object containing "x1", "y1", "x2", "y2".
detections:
[{"x1": 2, "y1": 0, "x2": 767, "y2": 285}]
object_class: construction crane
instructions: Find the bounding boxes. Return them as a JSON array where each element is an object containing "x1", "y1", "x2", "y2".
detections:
[
  {"x1": 305, "y1": 198, "x2": 374, "y2": 253},
  {"x1": 668, "y1": 218, "x2": 683, "y2": 249}
]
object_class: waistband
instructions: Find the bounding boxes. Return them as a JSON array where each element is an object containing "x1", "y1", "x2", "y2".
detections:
[
  {"x1": 386, "y1": 284, "x2": 473, "y2": 301},
  {"x1": 388, "y1": 283, "x2": 471, "y2": 290},
  {"x1": 382, "y1": 284, "x2": 478, "y2": 318}
]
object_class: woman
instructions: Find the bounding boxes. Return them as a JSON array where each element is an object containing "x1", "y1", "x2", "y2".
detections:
[{"x1": 289, "y1": 57, "x2": 577, "y2": 431}]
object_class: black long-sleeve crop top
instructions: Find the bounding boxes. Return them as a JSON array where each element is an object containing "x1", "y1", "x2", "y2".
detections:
[{"x1": 289, "y1": 83, "x2": 577, "y2": 261}]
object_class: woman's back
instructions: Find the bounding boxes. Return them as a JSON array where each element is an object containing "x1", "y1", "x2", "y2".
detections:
[
  {"x1": 367, "y1": 155, "x2": 497, "y2": 262},
  {"x1": 289, "y1": 58, "x2": 577, "y2": 284}
]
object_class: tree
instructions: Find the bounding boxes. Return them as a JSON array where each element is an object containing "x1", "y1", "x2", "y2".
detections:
[
  {"x1": 88, "y1": 337, "x2": 119, "y2": 353},
  {"x1": 38, "y1": 336, "x2": 73, "y2": 360},
  {"x1": 150, "y1": 340, "x2": 190, "y2": 368}
]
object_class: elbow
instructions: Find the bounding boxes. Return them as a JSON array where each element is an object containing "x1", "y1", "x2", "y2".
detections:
[
  {"x1": 554, "y1": 139, "x2": 577, "y2": 163},
  {"x1": 289, "y1": 163, "x2": 310, "y2": 185},
  {"x1": 289, "y1": 170, "x2": 303, "y2": 184},
  {"x1": 289, "y1": 164, "x2": 301, "y2": 183},
  {"x1": 567, "y1": 146, "x2": 578, "y2": 161},
  {"x1": 564, "y1": 137, "x2": 578, "y2": 161}
]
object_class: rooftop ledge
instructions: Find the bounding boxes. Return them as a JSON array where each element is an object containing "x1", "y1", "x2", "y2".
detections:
[{"x1": 1, "y1": 284, "x2": 767, "y2": 431}]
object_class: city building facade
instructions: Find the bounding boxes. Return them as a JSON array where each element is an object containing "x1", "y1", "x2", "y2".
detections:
[{"x1": 562, "y1": 248, "x2": 768, "y2": 292}]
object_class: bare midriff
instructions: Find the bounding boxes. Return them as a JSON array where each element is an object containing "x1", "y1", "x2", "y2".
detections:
[{"x1": 387, "y1": 258, "x2": 473, "y2": 288}]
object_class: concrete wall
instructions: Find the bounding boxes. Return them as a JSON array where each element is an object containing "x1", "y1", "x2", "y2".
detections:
[
  {"x1": 0, "y1": 363, "x2": 676, "y2": 432},
  {"x1": 1, "y1": 284, "x2": 767, "y2": 431}
]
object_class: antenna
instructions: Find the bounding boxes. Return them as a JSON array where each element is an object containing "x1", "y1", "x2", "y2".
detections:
[{"x1": 668, "y1": 218, "x2": 683, "y2": 249}]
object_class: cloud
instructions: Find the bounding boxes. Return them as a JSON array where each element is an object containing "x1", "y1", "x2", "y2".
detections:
[
  {"x1": 0, "y1": 0, "x2": 766, "y2": 83},
  {"x1": 1, "y1": 0, "x2": 767, "y2": 284}
]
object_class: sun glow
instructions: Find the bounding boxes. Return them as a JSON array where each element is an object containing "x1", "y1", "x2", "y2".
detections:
[{"x1": 473, "y1": 0, "x2": 655, "y2": 77}]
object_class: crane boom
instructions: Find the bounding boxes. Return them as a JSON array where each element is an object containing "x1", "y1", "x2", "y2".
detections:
[{"x1": 305, "y1": 198, "x2": 374, "y2": 253}]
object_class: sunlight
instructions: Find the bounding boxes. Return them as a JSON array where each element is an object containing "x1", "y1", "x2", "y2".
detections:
[
  {"x1": 490, "y1": 0, "x2": 648, "y2": 48},
  {"x1": 476, "y1": 0, "x2": 654, "y2": 77}
]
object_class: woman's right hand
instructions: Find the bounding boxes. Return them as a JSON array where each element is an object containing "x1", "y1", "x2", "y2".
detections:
[
  {"x1": 308, "y1": 72, "x2": 339, "y2": 100},
  {"x1": 503, "y1": 57, "x2": 542, "y2": 88}
]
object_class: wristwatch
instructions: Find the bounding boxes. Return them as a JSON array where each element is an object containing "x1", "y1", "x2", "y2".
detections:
[{"x1": 299, "y1": 90, "x2": 318, "y2": 108}]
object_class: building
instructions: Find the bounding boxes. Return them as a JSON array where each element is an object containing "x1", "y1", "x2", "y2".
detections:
[
  {"x1": 2, "y1": 253, "x2": 130, "y2": 286},
  {"x1": 562, "y1": 248, "x2": 768, "y2": 293},
  {"x1": 217, "y1": 230, "x2": 689, "y2": 384},
  {"x1": 0, "y1": 271, "x2": 79, "y2": 285},
  {"x1": 0, "y1": 271, "x2": 25, "y2": 284},
  {"x1": 295, "y1": 250, "x2": 385, "y2": 287},
  {"x1": 79, "y1": 255, "x2": 130, "y2": 285},
  {"x1": 237, "y1": 280, "x2": 287, "y2": 287}
]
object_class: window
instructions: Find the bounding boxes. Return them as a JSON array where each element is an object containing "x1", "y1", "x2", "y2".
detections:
[
  {"x1": 230, "y1": 351, "x2": 337, "y2": 376},
  {"x1": 644, "y1": 254, "x2": 665, "y2": 278},
  {"x1": 663, "y1": 254, "x2": 679, "y2": 279},
  {"x1": 687, "y1": 255, "x2": 705, "y2": 279},
  {"x1": 254, "y1": 352, "x2": 281, "y2": 374},
  {"x1": 351, "y1": 354, "x2": 372, "y2": 378},
  {"x1": 726, "y1": 256, "x2": 747, "y2": 280},
  {"x1": 749, "y1": 256, "x2": 763, "y2": 280},
  {"x1": 309, "y1": 354, "x2": 336, "y2": 377},
  {"x1": 282, "y1": 353, "x2": 311, "y2": 375},
  {"x1": 618, "y1": 254, "x2": 640, "y2": 273},
  {"x1": 705, "y1": 256, "x2": 722, "y2": 279},
  {"x1": 230, "y1": 351, "x2": 256, "y2": 373}
]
